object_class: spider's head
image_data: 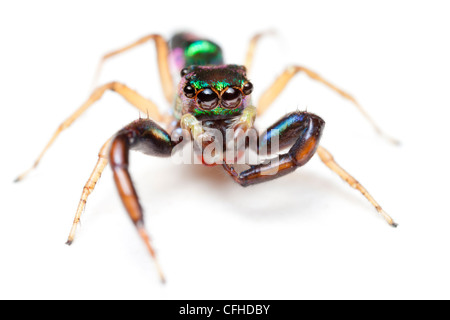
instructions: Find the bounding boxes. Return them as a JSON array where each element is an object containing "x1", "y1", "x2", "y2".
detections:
[{"x1": 177, "y1": 65, "x2": 254, "y2": 120}]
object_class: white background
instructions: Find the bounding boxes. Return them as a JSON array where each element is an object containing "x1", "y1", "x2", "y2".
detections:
[{"x1": 1, "y1": 0, "x2": 449, "y2": 299}]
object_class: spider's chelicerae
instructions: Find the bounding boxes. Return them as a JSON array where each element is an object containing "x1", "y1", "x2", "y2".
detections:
[{"x1": 16, "y1": 32, "x2": 398, "y2": 283}]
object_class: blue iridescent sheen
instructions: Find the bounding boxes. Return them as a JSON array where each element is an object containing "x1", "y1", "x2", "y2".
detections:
[
  {"x1": 259, "y1": 112, "x2": 306, "y2": 150},
  {"x1": 273, "y1": 113, "x2": 305, "y2": 133}
]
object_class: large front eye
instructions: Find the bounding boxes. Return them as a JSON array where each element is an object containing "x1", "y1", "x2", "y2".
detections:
[
  {"x1": 197, "y1": 88, "x2": 219, "y2": 110},
  {"x1": 221, "y1": 87, "x2": 242, "y2": 109}
]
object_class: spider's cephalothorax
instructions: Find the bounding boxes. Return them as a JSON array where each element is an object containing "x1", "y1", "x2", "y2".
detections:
[
  {"x1": 16, "y1": 31, "x2": 398, "y2": 283},
  {"x1": 176, "y1": 65, "x2": 253, "y2": 120},
  {"x1": 174, "y1": 64, "x2": 257, "y2": 166},
  {"x1": 169, "y1": 33, "x2": 253, "y2": 122}
]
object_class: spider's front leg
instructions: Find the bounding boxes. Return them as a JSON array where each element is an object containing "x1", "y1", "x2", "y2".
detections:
[
  {"x1": 223, "y1": 111, "x2": 324, "y2": 186},
  {"x1": 223, "y1": 111, "x2": 397, "y2": 227},
  {"x1": 107, "y1": 119, "x2": 177, "y2": 282},
  {"x1": 109, "y1": 118, "x2": 178, "y2": 282}
]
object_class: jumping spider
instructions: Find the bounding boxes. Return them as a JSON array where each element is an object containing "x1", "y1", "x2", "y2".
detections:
[{"x1": 15, "y1": 32, "x2": 398, "y2": 282}]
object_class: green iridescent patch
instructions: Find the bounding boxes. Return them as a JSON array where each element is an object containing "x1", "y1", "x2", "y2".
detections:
[
  {"x1": 190, "y1": 80, "x2": 210, "y2": 90},
  {"x1": 190, "y1": 79, "x2": 244, "y2": 92},
  {"x1": 185, "y1": 40, "x2": 219, "y2": 57},
  {"x1": 192, "y1": 106, "x2": 242, "y2": 117},
  {"x1": 184, "y1": 40, "x2": 223, "y2": 67}
]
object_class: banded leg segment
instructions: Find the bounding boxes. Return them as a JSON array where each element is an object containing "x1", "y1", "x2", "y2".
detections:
[
  {"x1": 257, "y1": 65, "x2": 399, "y2": 145},
  {"x1": 92, "y1": 34, "x2": 174, "y2": 103},
  {"x1": 109, "y1": 118, "x2": 177, "y2": 283},
  {"x1": 316, "y1": 146, "x2": 397, "y2": 227},
  {"x1": 15, "y1": 82, "x2": 162, "y2": 182},
  {"x1": 66, "y1": 137, "x2": 112, "y2": 245},
  {"x1": 223, "y1": 111, "x2": 325, "y2": 186}
]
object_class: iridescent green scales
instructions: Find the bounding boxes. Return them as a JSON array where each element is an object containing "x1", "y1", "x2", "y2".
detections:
[
  {"x1": 187, "y1": 65, "x2": 247, "y2": 92},
  {"x1": 190, "y1": 79, "x2": 245, "y2": 92},
  {"x1": 192, "y1": 105, "x2": 242, "y2": 118}
]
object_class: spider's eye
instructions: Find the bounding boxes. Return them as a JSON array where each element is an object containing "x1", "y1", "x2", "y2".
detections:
[
  {"x1": 243, "y1": 81, "x2": 253, "y2": 95},
  {"x1": 221, "y1": 87, "x2": 242, "y2": 109},
  {"x1": 197, "y1": 88, "x2": 219, "y2": 110},
  {"x1": 180, "y1": 68, "x2": 190, "y2": 77},
  {"x1": 183, "y1": 85, "x2": 196, "y2": 98}
]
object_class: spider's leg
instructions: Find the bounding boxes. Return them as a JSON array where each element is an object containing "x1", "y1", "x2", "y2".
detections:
[
  {"x1": 316, "y1": 146, "x2": 397, "y2": 227},
  {"x1": 223, "y1": 111, "x2": 324, "y2": 186},
  {"x1": 257, "y1": 65, "x2": 399, "y2": 145},
  {"x1": 66, "y1": 137, "x2": 112, "y2": 245},
  {"x1": 223, "y1": 111, "x2": 397, "y2": 227},
  {"x1": 15, "y1": 82, "x2": 162, "y2": 182},
  {"x1": 109, "y1": 118, "x2": 178, "y2": 283},
  {"x1": 91, "y1": 34, "x2": 174, "y2": 103},
  {"x1": 244, "y1": 30, "x2": 276, "y2": 75}
]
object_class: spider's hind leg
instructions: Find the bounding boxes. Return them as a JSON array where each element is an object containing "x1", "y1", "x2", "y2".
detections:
[
  {"x1": 91, "y1": 34, "x2": 174, "y2": 102},
  {"x1": 244, "y1": 30, "x2": 277, "y2": 75}
]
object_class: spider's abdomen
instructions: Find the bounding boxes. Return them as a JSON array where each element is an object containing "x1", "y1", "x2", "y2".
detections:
[{"x1": 169, "y1": 32, "x2": 223, "y2": 72}]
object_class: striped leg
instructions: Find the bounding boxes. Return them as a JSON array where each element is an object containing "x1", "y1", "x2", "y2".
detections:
[{"x1": 66, "y1": 137, "x2": 112, "y2": 245}]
